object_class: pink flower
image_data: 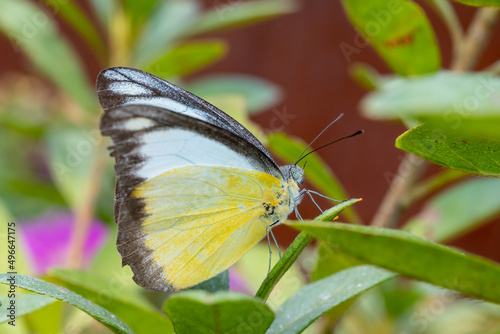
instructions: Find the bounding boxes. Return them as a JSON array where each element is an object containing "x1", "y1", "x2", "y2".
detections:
[
  {"x1": 20, "y1": 211, "x2": 108, "y2": 275},
  {"x1": 229, "y1": 268, "x2": 252, "y2": 295}
]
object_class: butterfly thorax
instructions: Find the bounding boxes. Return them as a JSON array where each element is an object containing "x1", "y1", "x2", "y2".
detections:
[{"x1": 260, "y1": 164, "x2": 304, "y2": 223}]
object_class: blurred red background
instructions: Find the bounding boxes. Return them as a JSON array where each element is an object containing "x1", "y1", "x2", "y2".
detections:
[{"x1": 1, "y1": 0, "x2": 499, "y2": 261}]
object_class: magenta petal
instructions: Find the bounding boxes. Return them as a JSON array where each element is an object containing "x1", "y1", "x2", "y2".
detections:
[{"x1": 19, "y1": 211, "x2": 108, "y2": 275}]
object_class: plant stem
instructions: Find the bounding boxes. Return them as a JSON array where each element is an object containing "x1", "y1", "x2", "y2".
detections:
[
  {"x1": 452, "y1": 7, "x2": 500, "y2": 72},
  {"x1": 403, "y1": 169, "x2": 468, "y2": 207},
  {"x1": 425, "y1": 0, "x2": 463, "y2": 61},
  {"x1": 66, "y1": 139, "x2": 107, "y2": 268},
  {"x1": 371, "y1": 154, "x2": 427, "y2": 228}
]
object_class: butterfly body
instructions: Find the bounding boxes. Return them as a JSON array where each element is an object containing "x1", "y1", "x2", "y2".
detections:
[{"x1": 98, "y1": 67, "x2": 303, "y2": 292}]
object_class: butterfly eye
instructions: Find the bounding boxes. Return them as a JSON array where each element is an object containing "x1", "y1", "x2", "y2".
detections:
[{"x1": 290, "y1": 165, "x2": 305, "y2": 185}]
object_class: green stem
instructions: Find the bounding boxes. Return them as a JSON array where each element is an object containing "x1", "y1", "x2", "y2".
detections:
[{"x1": 255, "y1": 199, "x2": 361, "y2": 301}]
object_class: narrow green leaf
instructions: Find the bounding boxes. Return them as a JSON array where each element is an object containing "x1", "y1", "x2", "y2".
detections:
[
  {"x1": 0, "y1": 274, "x2": 133, "y2": 334},
  {"x1": 23, "y1": 300, "x2": 62, "y2": 334},
  {"x1": 349, "y1": 62, "x2": 385, "y2": 90},
  {"x1": 0, "y1": 294, "x2": 55, "y2": 323},
  {"x1": 449, "y1": 0, "x2": 500, "y2": 6},
  {"x1": 405, "y1": 177, "x2": 500, "y2": 242},
  {"x1": 186, "y1": 0, "x2": 297, "y2": 36},
  {"x1": 40, "y1": 0, "x2": 105, "y2": 55},
  {"x1": 145, "y1": 40, "x2": 227, "y2": 78},
  {"x1": 132, "y1": 0, "x2": 200, "y2": 66},
  {"x1": 267, "y1": 133, "x2": 363, "y2": 224},
  {"x1": 50, "y1": 269, "x2": 174, "y2": 334},
  {"x1": 123, "y1": 0, "x2": 159, "y2": 30},
  {"x1": 267, "y1": 265, "x2": 396, "y2": 334},
  {"x1": 396, "y1": 123, "x2": 500, "y2": 177},
  {"x1": 0, "y1": 0, "x2": 96, "y2": 111},
  {"x1": 288, "y1": 221, "x2": 500, "y2": 304},
  {"x1": 340, "y1": 0, "x2": 440, "y2": 75},
  {"x1": 89, "y1": 0, "x2": 115, "y2": 26},
  {"x1": 187, "y1": 75, "x2": 283, "y2": 114},
  {"x1": 256, "y1": 199, "x2": 361, "y2": 301},
  {"x1": 164, "y1": 291, "x2": 274, "y2": 334},
  {"x1": 311, "y1": 242, "x2": 364, "y2": 282},
  {"x1": 45, "y1": 127, "x2": 101, "y2": 208}
]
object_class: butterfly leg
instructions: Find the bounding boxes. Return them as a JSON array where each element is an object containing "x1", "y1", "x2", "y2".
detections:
[
  {"x1": 307, "y1": 190, "x2": 344, "y2": 203},
  {"x1": 297, "y1": 189, "x2": 345, "y2": 215},
  {"x1": 291, "y1": 189, "x2": 304, "y2": 221},
  {"x1": 265, "y1": 220, "x2": 281, "y2": 284}
]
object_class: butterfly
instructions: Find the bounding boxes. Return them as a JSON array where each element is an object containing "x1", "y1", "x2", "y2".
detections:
[{"x1": 97, "y1": 67, "x2": 305, "y2": 292}]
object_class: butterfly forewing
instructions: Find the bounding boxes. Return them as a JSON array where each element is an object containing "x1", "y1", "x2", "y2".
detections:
[{"x1": 97, "y1": 67, "x2": 279, "y2": 170}]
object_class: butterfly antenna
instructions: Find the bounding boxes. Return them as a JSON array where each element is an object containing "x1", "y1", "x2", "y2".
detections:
[
  {"x1": 294, "y1": 114, "x2": 344, "y2": 165},
  {"x1": 296, "y1": 130, "x2": 364, "y2": 165}
]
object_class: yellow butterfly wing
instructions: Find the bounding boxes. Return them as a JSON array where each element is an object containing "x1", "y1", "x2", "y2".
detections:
[{"x1": 118, "y1": 165, "x2": 290, "y2": 291}]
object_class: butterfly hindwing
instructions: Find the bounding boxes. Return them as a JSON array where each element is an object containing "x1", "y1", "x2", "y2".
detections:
[{"x1": 118, "y1": 164, "x2": 286, "y2": 291}]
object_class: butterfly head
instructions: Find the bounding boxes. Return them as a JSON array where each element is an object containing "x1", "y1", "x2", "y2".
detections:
[{"x1": 280, "y1": 164, "x2": 305, "y2": 185}]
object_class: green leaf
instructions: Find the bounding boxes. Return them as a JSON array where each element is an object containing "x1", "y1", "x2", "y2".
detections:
[
  {"x1": 267, "y1": 133, "x2": 363, "y2": 224},
  {"x1": 404, "y1": 177, "x2": 500, "y2": 242},
  {"x1": 186, "y1": 0, "x2": 297, "y2": 36},
  {"x1": 164, "y1": 291, "x2": 274, "y2": 334},
  {"x1": 123, "y1": 0, "x2": 160, "y2": 30},
  {"x1": 45, "y1": 126, "x2": 102, "y2": 208},
  {"x1": 396, "y1": 123, "x2": 500, "y2": 177},
  {"x1": 340, "y1": 0, "x2": 440, "y2": 75},
  {"x1": 309, "y1": 243, "x2": 365, "y2": 326},
  {"x1": 187, "y1": 75, "x2": 283, "y2": 115},
  {"x1": 132, "y1": 0, "x2": 200, "y2": 66},
  {"x1": 448, "y1": 0, "x2": 500, "y2": 6},
  {"x1": 0, "y1": 0, "x2": 96, "y2": 112},
  {"x1": 50, "y1": 268, "x2": 174, "y2": 334},
  {"x1": 0, "y1": 274, "x2": 133, "y2": 334},
  {"x1": 23, "y1": 300, "x2": 62, "y2": 334},
  {"x1": 288, "y1": 221, "x2": 500, "y2": 304},
  {"x1": 362, "y1": 72, "x2": 500, "y2": 138},
  {"x1": 349, "y1": 62, "x2": 385, "y2": 90},
  {"x1": 256, "y1": 199, "x2": 361, "y2": 301},
  {"x1": 0, "y1": 294, "x2": 55, "y2": 323},
  {"x1": 40, "y1": 0, "x2": 105, "y2": 55},
  {"x1": 89, "y1": 0, "x2": 115, "y2": 26},
  {"x1": 311, "y1": 242, "x2": 364, "y2": 282},
  {"x1": 190, "y1": 270, "x2": 229, "y2": 292},
  {"x1": 266, "y1": 265, "x2": 396, "y2": 334},
  {"x1": 145, "y1": 40, "x2": 227, "y2": 78}
]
